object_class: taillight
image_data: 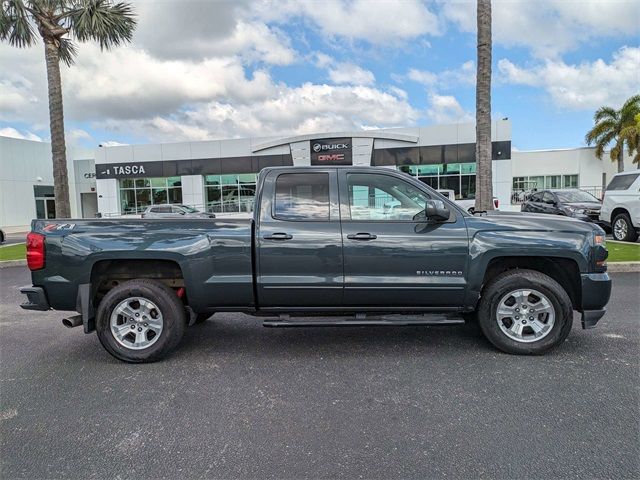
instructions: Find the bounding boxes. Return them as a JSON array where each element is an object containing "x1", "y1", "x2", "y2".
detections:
[
  {"x1": 494, "y1": 198, "x2": 499, "y2": 209},
  {"x1": 26, "y1": 232, "x2": 45, "y2": 271}
]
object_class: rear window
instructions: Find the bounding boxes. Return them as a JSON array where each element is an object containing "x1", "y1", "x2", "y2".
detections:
[
  {"x1": 606, "y1": 173, "x2": 639, "y2": 191},
  {"x1": 274, "y1": 173, "x2": 330, "y2": 221}
]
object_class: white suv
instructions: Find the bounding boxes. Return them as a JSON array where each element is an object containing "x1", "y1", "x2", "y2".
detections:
[{"x1": 599, "y1": 170, "x2": 640, "y2": 242}]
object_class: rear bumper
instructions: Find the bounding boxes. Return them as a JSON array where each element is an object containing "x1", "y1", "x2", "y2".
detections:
[
  {"x1": 19, "y1": 286, "x2": 50, "y2": 311},
  {"x1": 579, "y1": 273, "x2": 612, "y2": 329}
]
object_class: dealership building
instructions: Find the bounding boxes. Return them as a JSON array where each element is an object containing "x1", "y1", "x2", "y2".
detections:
[{"x1": 0, "y1": 119, "x2": 635, "y2": 229}]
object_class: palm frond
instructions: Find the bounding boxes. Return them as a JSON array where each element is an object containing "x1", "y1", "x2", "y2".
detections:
[
  {"x1": 620, "y1": 94, "x2": 640, "y2": 124},
  {"x1": 610, "y1": 140, "x2": 622, "y2": 163},
  {"x1": 58, "y1": 35, "x2": 77, "y2": 65},
  {"x1": 68, "y1": 0, "x2": 136, "y2": 50},
  {"x1": 593, "y1": 106, "x2": 618, "y2": 124},
  {"x1": 585, "y1": 118, "x2": 618, "y2": 145},
  {"x1": 0, "y1": 0, "x2": 36, "y2": 47}
]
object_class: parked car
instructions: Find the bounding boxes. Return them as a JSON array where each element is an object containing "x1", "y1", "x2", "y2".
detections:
[
  {"x1": 437, "y1": 190, "x2": 499, "y2": 213},
  {"x1": 20, "y1": 166, "x2": 610, "y2": 363},
  {"x1": 141, "y1": 204, "x2": 215, "y2": 219},
  {"x1": 599, "y1": 170, "x2": 640, "y2": 242},
  {"x1": 521, "y1": 189, "x2": 602, "y2": 224}
]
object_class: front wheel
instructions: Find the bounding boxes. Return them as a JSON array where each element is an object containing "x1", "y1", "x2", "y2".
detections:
[
  {"x1": 96, "y1": 279, "x2": 186, "y2": 363},
  {"x1": 477, "y1": 269, "x2": 573, "y2": 355},
  {"x1": 612, "y1": 213, "x2": 638, "y2": 242}
]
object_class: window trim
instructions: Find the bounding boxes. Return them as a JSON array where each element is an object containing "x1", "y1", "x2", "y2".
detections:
[
  {"x1": 272, "y1": 172, "x2": 332, "y2": 222},
  {"x1": 340, "y1": 171, "x2": 460, "y2": 224}
]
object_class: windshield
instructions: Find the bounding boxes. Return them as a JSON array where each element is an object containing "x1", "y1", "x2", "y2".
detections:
[
  {"x1": 554, "y1": 190, "x2": 599, "y2": 203},
  {"x1": 179, "y1": 205, "x2": 199, "y2": 213}
]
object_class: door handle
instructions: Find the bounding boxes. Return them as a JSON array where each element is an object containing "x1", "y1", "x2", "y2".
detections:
[
  {"x1": 347, "y1": 232, "x2": 377, "y2": 241},
  {"x1": 263, "y1": 232, "x2": 293, "y2": 240}
]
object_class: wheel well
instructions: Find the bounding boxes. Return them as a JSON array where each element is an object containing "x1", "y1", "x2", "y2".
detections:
[
  {"x1": 90, "y1": 259, "x2": 184, "y2": 306},
  {"x1": 482, "y1": 256, "x2": 581, "y2": 309},
  {"x1": 610, "y1": 207, "x2": 629, "y2": 223}
]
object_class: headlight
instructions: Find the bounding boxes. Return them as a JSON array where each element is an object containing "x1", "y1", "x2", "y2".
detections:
[
  {"x1": 565, "y1": 206, "x2": 584, "y2": 214},
  {"x1": 593, "y1": 233, "x2": 606, "y2": 247}
]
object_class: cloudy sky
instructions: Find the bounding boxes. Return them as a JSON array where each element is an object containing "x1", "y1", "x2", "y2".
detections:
[{"x1": 0, "y1": 0, "x2": 638, "y2": 150}]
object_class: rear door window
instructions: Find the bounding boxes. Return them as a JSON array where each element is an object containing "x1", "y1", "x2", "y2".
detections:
[
  {"x1": 274, "y1": 173, "x2": 330, "y2": 221},
  {"x1": 606, "y1": 173, "x2": 639, "y2": 191}
]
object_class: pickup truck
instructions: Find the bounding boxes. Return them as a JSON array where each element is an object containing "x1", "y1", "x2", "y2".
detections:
[{"x1": 20, "y1": 166, "x2": 612, "y2": 363}]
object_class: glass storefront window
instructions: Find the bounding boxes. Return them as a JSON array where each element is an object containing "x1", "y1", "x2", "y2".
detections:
[
  {"x1": 461, "y1": 175, "x2": 476, "y2": 199},
  {"x1": 563, "y1": 174, "x2": 578, "y2": 188},
  {"x1": 416, "y1": 164, "x2": 440, "y2": 176},
  {"x1": 119, "y1": 177, "x2": 183, "y2": 214},
  {"x1": 205, "y1": 173, "x2": 257, "y2": 213},
  {"x1": 545, "y1": 175, "x2": 561, "y2": 189}
]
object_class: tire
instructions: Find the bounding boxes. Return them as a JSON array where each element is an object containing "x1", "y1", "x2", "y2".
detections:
[
  {"x1": 612, "y1": 213, "x2": 638, "y2": 242},
  {"x1": 477, "y1": 269, "x2": 573, "y2": 355},
  {"x1": 96, "y1": 279, "x2": 186, "y2": 363}
]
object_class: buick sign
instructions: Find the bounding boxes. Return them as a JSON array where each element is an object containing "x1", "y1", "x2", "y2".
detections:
[{"x1": 310, "y1": 137, "x2": 352, "y2": 166}]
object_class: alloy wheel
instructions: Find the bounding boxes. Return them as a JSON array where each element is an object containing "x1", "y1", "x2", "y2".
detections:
[
  {"x1": 496, "y1": 288, "x2": 555, "y2": 343},
  {"x1": 613, "y1": 218, "x2": 628, "y2": 240},
  {"x1": 110, "y1": 297, "x2": 164, "y2": 350}
]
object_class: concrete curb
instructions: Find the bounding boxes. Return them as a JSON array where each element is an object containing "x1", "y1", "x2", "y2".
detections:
[
  {"x1": 607, "y1": 262, "x2": 640, "y2": 273},
  {"x1": 0, "y1": 259, "x2": 27, "y2": 269}
]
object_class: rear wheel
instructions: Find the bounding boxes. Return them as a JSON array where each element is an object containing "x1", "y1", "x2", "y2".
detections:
[
  {"x1": 477, "y1": 269, "x2": 573, "y2": 354},
  {"x1": 612, "y1": 213, "x2": 638, "y2": 242},
  {"x1": 96, "y1": 279, "x2": 186, "y2": 363}
]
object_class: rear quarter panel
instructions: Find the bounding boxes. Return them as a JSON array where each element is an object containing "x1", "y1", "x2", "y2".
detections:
[{"x1": 31, "y1": 218, "x2": 253, "y2": 312}]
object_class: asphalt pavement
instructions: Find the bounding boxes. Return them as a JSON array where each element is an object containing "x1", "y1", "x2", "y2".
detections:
[
  {"x1": 0, "y1": 232, "x2": 27, "y2": 246},
  {"x1": 1, "y1": 266, "x2": 638, "y2": 479}
]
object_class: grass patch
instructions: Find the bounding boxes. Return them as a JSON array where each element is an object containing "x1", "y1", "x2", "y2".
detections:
[
  {"x1": 607, "y1": 241, "x2": 640, "y2": 262},
  {"x1": 0, "y1": 243, "x2": 26, "y2": 262}
]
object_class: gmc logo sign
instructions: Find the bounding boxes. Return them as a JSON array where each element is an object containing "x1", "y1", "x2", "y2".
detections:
[
  {"x1": 317, "y1": 153, "x2": 345, "y2": 162},
  {"x1": 310, "y1": 137, "x2": 352, "y2": 166}
]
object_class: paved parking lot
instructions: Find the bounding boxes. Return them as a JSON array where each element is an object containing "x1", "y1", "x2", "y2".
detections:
[{"x1": 1, "y1": 266, "x2": 638, "y2": 479}]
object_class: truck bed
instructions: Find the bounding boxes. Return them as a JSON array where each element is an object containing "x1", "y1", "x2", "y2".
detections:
[{"x1": 29, "y1": 218, "x2": 255, "y2": 312}]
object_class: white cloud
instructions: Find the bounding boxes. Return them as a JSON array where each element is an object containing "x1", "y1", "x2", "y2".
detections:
[
  {"x1": 407, "y1": 68, "x2": 438, "y2": 86},
  {"x1": 0, "y1": 127, "x2": 43, "y2": 141},
  {"x1": 60, "y1": 45, "x2": 277, "y2": 120},
  {"x1": 442, "y1": 0, "x2": 640, "y2": 58},
  {"x1": 328, "y1": 63, "x2": 375, "y2": 85},
  {"x1": 498, "y1": 46, "x2": 640, "y2": 110},
  {"x1": 256, "y1": 0, "x2": 442, "y2": 44},
  {"x1": 426, "y1": 93, "x2": 473, "y2": 123},
  {"x1": 407, "y1": 61, "x2": 475, "y2": 87},
  {"x1": 98, "y1": 83, "x2": 419, "y2": 142}
]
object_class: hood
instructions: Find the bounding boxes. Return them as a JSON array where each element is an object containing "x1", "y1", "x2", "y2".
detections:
[{"x1": 466, "y1": 210, "x2": 602, "y2": 235}]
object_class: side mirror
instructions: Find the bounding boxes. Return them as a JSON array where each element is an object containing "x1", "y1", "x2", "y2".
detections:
[
  {"x1": 179, "y1": 210, "x2": 186, "y2": 215},
  {"x1": 425, "y1": 199, "x2": 450, "y2": 222}
]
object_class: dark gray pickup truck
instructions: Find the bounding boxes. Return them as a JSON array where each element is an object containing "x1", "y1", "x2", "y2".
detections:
[{"x1": 21, "y1": 166, "x2": 611, "y2": 362}]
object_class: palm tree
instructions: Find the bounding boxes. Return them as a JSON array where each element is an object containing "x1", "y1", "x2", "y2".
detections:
[
  {"x1": 0, "y1": 0, "x2": 136, "y2": 218},
  {"x1": 619, "y1": 112, "x2": 640, "y2": 165},
  {"x1": 585, "y1": 95, "x2": 640, "y2": 173},
  {"x1": 474, "y1": 0, "x2": 493, "y2": 211}
]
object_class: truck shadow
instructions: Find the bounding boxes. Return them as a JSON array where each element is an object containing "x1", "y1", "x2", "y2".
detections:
[{"x1": 177, "y1": 315, "x2": 490, "y2": 359}]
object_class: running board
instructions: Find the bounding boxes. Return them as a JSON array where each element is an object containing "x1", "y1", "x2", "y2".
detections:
[{"x1": 263, "y1": 314, "x2": 464, "y2": 328}]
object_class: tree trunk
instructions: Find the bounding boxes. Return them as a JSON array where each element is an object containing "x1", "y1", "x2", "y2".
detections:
[
  {"x1": 44, "y1": 39, "x2": 71, "y2": 218},
  {"x1": 617, "y1": 146, "x2": 624, "y2": 173},
  {"x1": 474, "y1": 0, "x2": 493, "y2": 211}
]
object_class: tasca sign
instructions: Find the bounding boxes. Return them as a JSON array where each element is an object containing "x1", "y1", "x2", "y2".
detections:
[
  {"x1": 95, "y1": 162, "x2": 163, "y2": 179},
  {"x1": 310, "y1": 137, "x2": 352, "y2": 165}
]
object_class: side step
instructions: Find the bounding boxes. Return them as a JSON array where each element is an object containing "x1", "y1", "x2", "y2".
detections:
[{"x1": 263, "y1": 313, "x2": 464, "y2": 328}]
